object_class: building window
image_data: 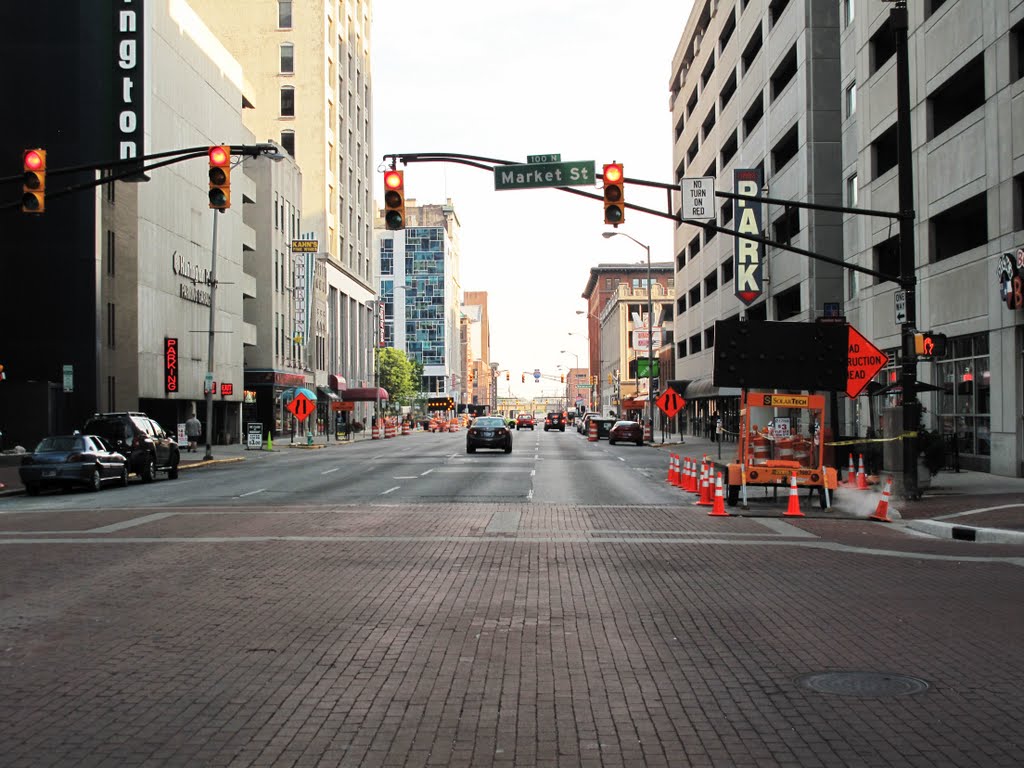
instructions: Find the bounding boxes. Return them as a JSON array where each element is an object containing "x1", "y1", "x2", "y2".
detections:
[
  {"x1": 676, "y1": 250, "x2": 686, "y2": 271},
  {"x1": 719, "y1": 9, "x2": 736, "y2": 52},
  {"x1": 843, "y1": 0, "x2": 854, "y2": 28},
  {"x1": 689, "y1": 285, "x2": 701, "y2": 308},
  {"x1": 742, "y1": 93, "x2": 764, "y2": 138},
  {"x1": 280, "y1": 86, "x2": 295, "y2": 117},
  {"x1": 278, "y1": 0, "x2": 292, "y2": 28},
  {"x1": 936, "y1": 333, "x2": 990, "y2": 458},
  {"x1": 924, "y1": 0, "x2": 948, "y2": 19},
  {"x1": 605, "y1": 277, "x2": 613, "y2": 289},
  {"x1": 872, "y1": 234, "x2": 899, "y2": 285},
  {"x1": 677, "y1": 340, "x2": 688, "y2": 358},
  {"x1": 105, "y1": 230, "x2": 115, "y2": 276},
  {"x1": 770, "y1": 45, "x2": 798, "y2": 102},
  {"x1": 772, "y1": 206, "x2": 800, "y2": 245},
  {"x1": 720, "y1": 70, "x2": 737, "y2": 111},
  {"x1": 686, "y1": 88, "x2": 699, "y2": 118},
  {"x1": 870, "y1": 18, "x2": 896, "y2": 76},
  {"x1": 689, "y1": 333, "x2": 702, "y2": 354},
  {"x1": 872, "y1": 123, "x2": 898, "y2": 179},
  {"x1": 771, "y1": 124, "x2": 799, "y2": 174},
  {"x1": 741, "y1": 24, "x2": 763, "y2": 74},
  {"x1": 722, "y1": 258, "x2": 734, "y2": 284},
  {"x1": 1012, "y1": 20, "x2": 1024, "y2": 83},
  {"x1": 704, "y1": 326, "x2": 715, "y2": 349},
  {"x1": 774, "y1": 285, "x2": 801, "y2": 320},
  {"x1": 687, "y1": 136, "x2": 699, "y2": 166},
  {"x1": 106, "y1": 303, "x2": 115, "y2": 348},
  {"x1": 846, "y1": 174, "x2": 858, "y2": 207},
  {"x1": 280, "y1": 43, "x2": 294, "y2": 74},
  {"x1": 720, "y1": 199, "x2": 734, "y2": 228},
  {"x1": 102, "y1": 170, "x2": 115, "y2": 203},
  {"x1": 769, "y1": 0, "x2": 791, "y2": 27},
  {"x1": 845, "y1": 82, "x2": 857, "y2": 118},
  {"x1": 720, "y1": 129, "x2": 738, "y2": 167},
  {"x1": 280, "y1": 130, "x2": 295, "y2": 157},
  {"x1": 704, "y1": 269, "x2": 718, "y2": 297},
  {"x1": 930, "y1": 192, "x2": 989, "y2": 263},
  {"x1": 927, "y1": 53, "x2": 985, "y2": 140},
  {"x1": 1014, "y1": 171, "x2": 1024, "y2": 231},
  {"x1": 701, "y1": 54, "x2": 716, "y2": 90},
  {"x1": 702, "y1": 108, "x2": 716, "y2": 141},
  {"x1": 688, "y1": 234, "x2": 701, "y2": 261},
  {"x1": 677, "y1": 295, "x2": 687, "y2": 315}
]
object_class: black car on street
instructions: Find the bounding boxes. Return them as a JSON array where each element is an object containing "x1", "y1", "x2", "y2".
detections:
[
  {"x1": 467, "y1": 416, "x2": 513, "y2": 454},
  {"x1": 83, "y1": 412, "x2": 180, "y2": 482}
]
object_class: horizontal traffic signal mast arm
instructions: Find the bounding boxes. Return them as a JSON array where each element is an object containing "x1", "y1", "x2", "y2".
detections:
[
  {"x1": 383, "y1": 151, "x2": 902, "y2": 286},
  {"x1": 3, "y1": 143, "x2": 279, "y2": 212}
]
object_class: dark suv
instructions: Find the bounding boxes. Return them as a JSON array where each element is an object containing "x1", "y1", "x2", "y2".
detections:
[
  {"x1": 544, "y1": 412, "x2": 566, "y2": 432},
  {"x1": 82, "y1": 412, "x2": 180, "y2": 482}
]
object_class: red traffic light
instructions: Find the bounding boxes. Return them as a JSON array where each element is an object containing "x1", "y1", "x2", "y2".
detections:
[
  {"x1": 603, "y1": 163, "x2": 623, "y2": 184},
  {"x1": 209, "y1": 146, "x2": 230, "y2": 166},
  {"x1": 602, "y1": 163, "x2": 625, "y2": 225},
  {"x1": 383, "y1": 169, "x2": 405, "y2": 230},
  {"x1": 24, "y1": 150, "x2": 45, "y2": 171},
  {"x1": 384, "y1": 170, "x2": 403, "y2": 189}
]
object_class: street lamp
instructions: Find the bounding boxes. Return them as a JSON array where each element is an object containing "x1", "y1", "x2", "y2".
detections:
[{"x1": 602, "y1": 231, "x2": 654, "y2": 443}]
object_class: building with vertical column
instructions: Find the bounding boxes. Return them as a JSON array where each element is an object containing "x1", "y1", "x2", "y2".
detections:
[
  {"x1": 374, "y1": 200, "x2": 463, "y2": 400},
  {"x1": 839, "y1": 0, "x2": 1023, "y2": 475},
  {"x1": 462, "y1": 291, "x2": 495, "y2": 410},
  {"x1": 191, "y1": 0, "x2": 377, "y2": 410}
]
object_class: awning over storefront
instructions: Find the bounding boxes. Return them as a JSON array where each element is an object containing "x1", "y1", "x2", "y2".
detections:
[
  {"x1": 328, "y1": 374, "x2": 347, "y2": 391},
  {"x1": 683, "y1": 378, "x2": 742, "y2": 400},
  {"x1": 341, "y1": 387, "x2": 389, "y2": 402},
  {"x1": 317, "y1": 386, "x2": 340, "y2": 401},
  {"x1": 280, "y1": 386, "x2": 317, "y2": 403}
]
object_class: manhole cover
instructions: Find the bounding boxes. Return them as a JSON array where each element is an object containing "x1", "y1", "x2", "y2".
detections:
[{"x1": 797, "y1": 671, "x2": 929, "y2": 697}]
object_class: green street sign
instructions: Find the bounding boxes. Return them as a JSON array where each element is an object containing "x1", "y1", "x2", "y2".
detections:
[
  {"x1": 494, "y1": 160, "x2": 595, "y2": 191},
  {"x1": 637, "y1": 359, "x2": 660, "y2": 378},
  {"x1": 577, "y1": 383, "x2": 593, "y2": 389},
  {"x1": 527, "y1": 153, "x2": 561, "y2": 163}
]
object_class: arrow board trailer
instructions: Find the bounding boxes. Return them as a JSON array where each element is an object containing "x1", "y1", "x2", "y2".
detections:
[{"x1": 724, "y1": 392, "x2": 838, "y2": 509}]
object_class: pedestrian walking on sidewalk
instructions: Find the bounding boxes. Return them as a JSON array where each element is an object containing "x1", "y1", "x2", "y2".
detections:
[{"x1": 185, "y1": 413, "x2": 202, "y2": 453}]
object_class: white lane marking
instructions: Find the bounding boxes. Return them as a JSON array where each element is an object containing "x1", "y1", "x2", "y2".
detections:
[
  {"x1": 618, "y1": 456, "x2": 626, "y2": 462},
  {"x1": 238, "y1": 488, "x2": 266, "y2": 498},
  {"x1": 530, "y1": 469, "x2": 536, "y2": 477},
  {"x1": 321, "y1": 467, "x2": 340, "y2": 475},
  {"x1": 394, "y1": 476, "x2": 418, "y2": 479},
  {"x1": 381, "y1": 486, "x2": 400, "y2": 495},
  {"x1": 420, "y1": 468, "x2": 435, "y2": 476},
  {"x1": 527, "y1": 489, "x2": 534, "y2": 501}
]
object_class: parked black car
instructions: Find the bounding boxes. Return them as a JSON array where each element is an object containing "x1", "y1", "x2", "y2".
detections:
[
  {"x1": 608, "y1": 420, "x2": 645, "y2": 446},
  {"x1": 19, "y1": 434, "x2": 128, "y2": 495},
  {"x1": 82, "y1": 412, "x2": 180, "y2": 482},
  {"x1": 467, "y1": 416, "x2": 513, "y2": 454}
]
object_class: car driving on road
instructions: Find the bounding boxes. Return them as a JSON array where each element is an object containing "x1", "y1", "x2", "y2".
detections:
[
  {"x1": 544, "y1": 412, "x2": 566, "y2": 432},
  {"x1": 516, "y1": 413, "x2": 535, "y2": 430},
  {"x1": 467, "y1": 416, "x2": 513, "y2": 454},
  {"x1": 19, "y1": 434, "x2": 128, "y2": 495}
]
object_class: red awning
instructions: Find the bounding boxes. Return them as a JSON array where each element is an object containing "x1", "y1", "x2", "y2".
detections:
[
  {"x1": 341, "y1": 387, "x2": 389, "y2": 402},
  {"x1": 328, "y1": 374, "x2": 347, "y2": 391}
]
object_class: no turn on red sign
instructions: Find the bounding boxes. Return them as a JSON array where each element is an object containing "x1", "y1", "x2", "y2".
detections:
[{"x1": 846, "y1": 325, "x2": 888, "y2": 399}]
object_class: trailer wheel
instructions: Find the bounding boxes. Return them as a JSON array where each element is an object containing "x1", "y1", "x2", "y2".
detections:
[{"x1": 726, "y1": 485, "x2": 739, "y2": 507}]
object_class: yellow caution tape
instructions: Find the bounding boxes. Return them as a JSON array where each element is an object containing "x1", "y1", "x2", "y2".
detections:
[{"x1": 824, "y1": 431, "x2": 918, "y2": 447}]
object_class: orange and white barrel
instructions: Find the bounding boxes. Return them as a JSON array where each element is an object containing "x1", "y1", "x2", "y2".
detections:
[{"x1": 751, "y1": 435, "x2": 770, "y2": 464}]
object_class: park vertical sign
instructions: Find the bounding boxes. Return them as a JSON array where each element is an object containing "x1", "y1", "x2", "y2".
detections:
[{"x1": 733, "y1": 168, "x2": 764, "y2": 305}]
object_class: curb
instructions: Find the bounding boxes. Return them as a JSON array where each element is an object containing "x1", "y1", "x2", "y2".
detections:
[{"x1": 905, "y1": 519, "x2": 1024, "y2": 545}]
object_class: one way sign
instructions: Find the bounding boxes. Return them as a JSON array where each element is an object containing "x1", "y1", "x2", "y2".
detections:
[{"x1": 894, "y1": 290, "x2": 907, "y2": 324}]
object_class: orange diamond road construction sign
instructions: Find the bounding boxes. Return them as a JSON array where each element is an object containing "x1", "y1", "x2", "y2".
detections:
[
  {"x1": 656, "y1": 387, "x2": 686, "y2": 418},
  {"x1": 286, "y1": 392, "x2": 315, "y2": 421},
  {"x1": 846, "y1": 325, "x2": 888, "y2": 399}
]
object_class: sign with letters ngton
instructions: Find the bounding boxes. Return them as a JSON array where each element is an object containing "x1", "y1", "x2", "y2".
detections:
[
  {"x1": 733, "y1": 168, "x2": 764, "y2": 305},
  {"x1": 114, "y1": 0, "x2": 145, "y2": 174}
]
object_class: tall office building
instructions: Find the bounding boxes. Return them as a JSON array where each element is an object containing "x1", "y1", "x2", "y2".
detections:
[
  {"x1": 668, "y1": 0, "x2": 844, "y2": 428},
  {"x1": 374, "y1": 201, "x2": 463, "y2": 398},
  {"x1": 192, "y1": 0, "x2": 377, "y2": 401},
  {"x1": 463, "y1": 291, "x2": 494, "y2": 409},
  {"x1": 840, "y1": 0, "x2": 1023, "y2": 475}
]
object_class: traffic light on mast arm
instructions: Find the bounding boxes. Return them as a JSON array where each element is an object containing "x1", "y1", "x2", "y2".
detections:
[
  {"x1": 22, "y1": 149, "x2": 46, "y2": 213},
  {"x1": 208, "y1": 146, "x2": 231, "y2": 210},
  {"x1": 383, "y1": 169, "x2": 405, "y2": 230},
  {"x1": 602, "y1": 163, "x2": 624, "y2": 226},
  {"x1": 521, "y1": 374, "x2": 525, "y2": 384}
]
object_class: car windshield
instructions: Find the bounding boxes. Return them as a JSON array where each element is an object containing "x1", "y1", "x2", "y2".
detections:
[
  {"x1": 473, "y1": 418, "x2": 505, "y2": 428},
  {"x1": 612, "y1": 421, "x2": 638, "y2": 429},
  {"x1": 36, "y1": 436, "x2": 85, "y2": 452}
]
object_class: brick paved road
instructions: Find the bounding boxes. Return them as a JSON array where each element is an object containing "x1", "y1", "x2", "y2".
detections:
[{"x1": 1, "y1": 501, "x2": 1022, "y2": 767}]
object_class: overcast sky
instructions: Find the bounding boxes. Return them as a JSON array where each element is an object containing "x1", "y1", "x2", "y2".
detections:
[{"x1": 372, "y1": 1, "x2": 695, "y2": 401}]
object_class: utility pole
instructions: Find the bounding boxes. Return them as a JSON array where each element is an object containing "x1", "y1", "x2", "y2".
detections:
[
  {"x1": 892, "y1": 0, "x2": 919, "y2": 499},
  {"x1": 203, "y1": 211, "x2": 220, "y2": 461}
]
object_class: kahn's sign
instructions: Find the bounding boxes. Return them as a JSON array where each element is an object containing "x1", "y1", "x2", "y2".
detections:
[
  {"x1": 733, "y1": 167, "x2": 764, "y2": 306},
  {"x1": 114, "y1": 0, "x2": 145, "y2": 171},
  {"x1": 172, "y1": 251, "x2": 212, "y2": 306}
]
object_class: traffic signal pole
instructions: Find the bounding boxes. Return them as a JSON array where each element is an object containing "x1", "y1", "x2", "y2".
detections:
[
  {"x1": 892, "y1": 0, "x2": 919, "y2": 499},
  {"x1": 203, "y1": 209, "x2": 220, "y2": 462}
]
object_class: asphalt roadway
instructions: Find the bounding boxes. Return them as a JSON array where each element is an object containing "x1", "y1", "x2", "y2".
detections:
[{"x1": 0, "y1": 428, "x2": 1021, "y2": 767}]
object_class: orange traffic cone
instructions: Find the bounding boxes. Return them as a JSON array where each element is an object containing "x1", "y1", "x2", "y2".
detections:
[
  {"x1": 697, "y1": 464, "x2": 714, "y2": 506},
  {"x1": 709, "y1": 472, "x2": 729, "y2": 516},
  {"x1": 856, "y1": 454, "x2": 869, "y2": 490},
  {"x1": 784, "y1": 474, "x2": 804, "y2": 517},
  {"x1": 683, "y1": 457, "x2": 694, "y2": 492},
  {"x1": 692, "y1": 463, "x2": 706, "y2": 504},
  {"x1": 870, "y1": 477, "x2": 894, "y2": 522},
  {"x1": 671, "y1": 455, "x2": 681, "y2": 487},
  {"x1": 666, "y1": 454, "x2": 676, "y2": 485},
  {"x1": 845, "y1": 453, "x2": 857, "y2": 488}
]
